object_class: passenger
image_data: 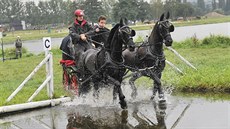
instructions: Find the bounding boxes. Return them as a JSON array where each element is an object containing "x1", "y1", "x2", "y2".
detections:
[{"x1": 92, "y1": 15, "x2": 110, "y2": 48}]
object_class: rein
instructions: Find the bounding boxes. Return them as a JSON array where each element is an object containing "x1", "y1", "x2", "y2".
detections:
[
  {"x1": 87, "y1": 31, "x2": 110, "y2": 38},
  {"x1": 135, "y1": 41, "x2": 164, "y2": 48},
  {"x1": 87, "y1": 38, "x2": 104, "y2": 46}
]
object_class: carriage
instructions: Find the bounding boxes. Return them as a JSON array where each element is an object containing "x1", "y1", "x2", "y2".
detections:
[{"x1": 59, "y1": 13, "x2": 174, "y2": 109}]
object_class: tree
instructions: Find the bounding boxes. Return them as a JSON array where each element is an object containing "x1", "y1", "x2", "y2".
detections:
[
  {"x1": 175, "y1": 3, "x2": 194, "y2": 20},
  {"x1": 150, "y1": 0, "x2": 164, "y2": 19},
  {"x1": 37, "y1": 1, "x2": 50, "y2": 25},
  {"x1": 225, "y1": 0, "x2": 230, "y2": 13},
  {"x1": 24, "y1": 1, "x2": 40, "y2": 25},
  {"x1": 218, "y1": 0, "x2": 225, "y2": 10},
  {"x1": 212, "y1": 0, "x2": 217, "y2": 10},
  {"x1": 82, "y1": 0, "x2": 105, "y2": 24},
  {"x1": 101, "y1": 0, "x2": 116, "y2": 23},
  {"x1": 112, "y1": 0, "x2": 139, "y2": 23},
  {"x1": 0, "y1": 0, "x2": 24, "y2": 25},
  {"x1": 137, "y1": 0, "x2": 152, "y2": 22},
  {"x1": 164, "y1": 0, "x2": 177, "y2": 19},
  {"x1": 48, "y1": 0, "x2": 63, "y2": 24},
  {"x1": 197, "y1": 0, "x2": 205, "y2": 12},
  {"x1": 150, "y1": 0, "x2": 164, "y2": 20}
]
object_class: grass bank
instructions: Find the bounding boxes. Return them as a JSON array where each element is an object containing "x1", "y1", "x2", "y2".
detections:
[{"x1": 134, "y1": 35, "x2": 230, "y2": 93}]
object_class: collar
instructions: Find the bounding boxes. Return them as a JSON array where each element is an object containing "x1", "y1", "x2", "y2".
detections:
[{"x1": 74, "y1": 19, "x2": 87, "y2": 27}]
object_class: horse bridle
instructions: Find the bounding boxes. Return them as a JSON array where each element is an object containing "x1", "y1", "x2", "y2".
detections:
[
  {"x1": 158, "y1": 21, "x2": 172, "y2": 40},
  {"x1": 118, "y1": 25, "x2": 134, "y2": 46}
]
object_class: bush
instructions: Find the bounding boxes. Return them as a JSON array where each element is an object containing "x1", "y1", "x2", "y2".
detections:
[
  {"x1": 0, "y1": 47, "x2": 28, "y2": 58},
  {"x1": 173, "y1": 35, "x2": 230, "y2": 48},
  {"x1": 202, "y1": 35, "x2": 230, "y2": 47}
]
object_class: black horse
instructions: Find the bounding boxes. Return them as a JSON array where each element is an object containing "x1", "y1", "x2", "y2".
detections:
[
  {"x1": 122, "y1": 12, "x2": 174, "y2": 102},
  {"x1": 75, "y1": 18, "x2": 136, "y2": 109}
]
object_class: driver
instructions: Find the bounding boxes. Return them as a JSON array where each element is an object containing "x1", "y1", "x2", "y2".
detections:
[{"x1": 69, "y1": 9, "x2": 94, "y2": 60}]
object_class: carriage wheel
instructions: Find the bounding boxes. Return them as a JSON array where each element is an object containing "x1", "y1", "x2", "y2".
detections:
[
  {"x1": 63, "y1": 69, "x2": 70, "y2": 90},
  {"x1": 71, "y1": 75, "x2": 78, "y2": 95}
]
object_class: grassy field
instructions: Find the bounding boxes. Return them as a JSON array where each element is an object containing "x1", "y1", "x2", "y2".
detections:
[
  {"x1": 0, "y1": 35, "x2": 230, "y2": 106},
  {"x1": 2, "y1": 16, "x2": 230, "y2": 44}
]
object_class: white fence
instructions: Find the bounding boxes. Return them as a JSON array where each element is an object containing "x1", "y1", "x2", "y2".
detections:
[
  {"x1": 6, "y1": 52, "x2": 54, "y2": 102},
  {"x1": 0, "y1": 52, "x2": 71, "y2": 114}
]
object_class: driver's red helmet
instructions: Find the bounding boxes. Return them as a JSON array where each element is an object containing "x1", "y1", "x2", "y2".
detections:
[{"x1": 74, "y1": 9, "x2": 84, "y2": 16}]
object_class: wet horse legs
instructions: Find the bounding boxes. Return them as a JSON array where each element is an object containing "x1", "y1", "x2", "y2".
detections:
[
  {"x1": 150, "y1": 71, "x2": 165, "y2": 102},
  {"x1": 129, "y1": 72, "x2": 142, "y2": 99},
  {"x1": 108, "y1": 76, "x2": 127, "y2": 109}
]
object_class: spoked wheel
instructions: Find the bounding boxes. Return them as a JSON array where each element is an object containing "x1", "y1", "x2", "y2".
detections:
[
  {"x1": 63, "y1": 69, "x2": 70, "y2": 90},
  {"x1": 70, "y1": 75, "x2": 78, "y2": 95}
]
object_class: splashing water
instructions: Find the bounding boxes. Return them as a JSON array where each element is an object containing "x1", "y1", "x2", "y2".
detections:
[{"x1": 62, "y1": 81, "x2": 174, "y2": 108}]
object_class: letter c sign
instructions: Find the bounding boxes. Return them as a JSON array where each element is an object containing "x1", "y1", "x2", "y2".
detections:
[{"x1": 43, "y1": 37, "x2": 51, "y2": 50}]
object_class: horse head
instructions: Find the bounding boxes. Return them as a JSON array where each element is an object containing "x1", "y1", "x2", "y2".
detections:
[
  {"x1": 119, "y1": 18, "x2": 136, "y2": 51},
  {"x1": 157, "y1": 12, "x2": 174, "y2": 46}
]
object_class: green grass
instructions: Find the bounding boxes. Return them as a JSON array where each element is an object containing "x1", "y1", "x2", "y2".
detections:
[
  {"x1": 0, "y1": 49, "x2": 70, "y2": 106},
  {"x1": 133, "y1": 35, "x2": 230, "y2": 93},
  {"x1": 163, "y1": 47, "x2": 230, "y2": 92}
]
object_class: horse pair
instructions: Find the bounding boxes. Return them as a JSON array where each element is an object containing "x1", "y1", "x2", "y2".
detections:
[{"x1": 63, "y1": 12, "x2": 174, "y2": 109}]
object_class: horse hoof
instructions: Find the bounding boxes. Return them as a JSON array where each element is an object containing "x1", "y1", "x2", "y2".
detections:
[
  {"x1": 150, "y1": 94, "x2": 156, "y2": 100},
  {"x1": 159, "y1": 101, "x2": 167, "y2": 110},
  {"x1": 119, "y1": 100, "x2": 127, "y2": 109},
  {"x1": 93, "y1": 91, "x2": 99, "y2": 99}
]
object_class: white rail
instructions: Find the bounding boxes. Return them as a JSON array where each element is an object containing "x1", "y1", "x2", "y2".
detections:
[
  {"x1": 0, "y1": 97, "x2": 71, "y2": 114},
  {"x1": 165, "y1": 60, "x2": 184, "y2": 75},
  {"x1": 6, "y1": 53, "x2": 53, "y2": 102},
  {"x1": 166, "y1": 46, "x2": 197, "y2": 70}
]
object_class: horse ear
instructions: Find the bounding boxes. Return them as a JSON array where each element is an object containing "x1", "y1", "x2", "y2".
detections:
[
  {"x1": 124, "y1": 18, "x2": 128, "y2": 25},
  {"x1": 120, "y1": 18, "x2": 125, "y2": 26},
  {"x1": 160, "y1": 13, "x2": 164, "y2": 21},
  {"x1": 169, "y1": 25, "x2": 175, "y2": 32},
  {"x1": 131, "y1": 30, "x2": 136, "y2": 37},
  {"x1": 166, "y1": 12, "x2": 170, "y2": 19}
]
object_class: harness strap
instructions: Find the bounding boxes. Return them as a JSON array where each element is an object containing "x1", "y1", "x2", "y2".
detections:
[
  {"x1": 106, "y1": 52, "x2": 124, "y2": 66},
  {"x1": 61, "y1": 50, "x2": 75, "y2": 60}
]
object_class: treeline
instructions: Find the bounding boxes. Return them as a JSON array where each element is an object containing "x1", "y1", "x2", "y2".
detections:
[{"x1": 0, "y1": 0, "x2": 229, "y2": 26}]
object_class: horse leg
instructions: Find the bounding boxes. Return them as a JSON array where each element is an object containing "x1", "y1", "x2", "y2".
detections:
[
  {"x1": 149, "y1": 70, "x2": 162, "y2": 98},
  {"x1": 93, "y1": 80, "x2": 100, "y2": 99},
  {"x1": 129, "y1": 72, "x2": 142, "y2": 99},
  {"x1": 113, "y1": 85, "x2": 118, "y2": 101},
  {"x1": 108, "y1": 76, "x2": 127, "y2": 109},
  {"x1": 78, "y1": 80, "x2": 91, "y2": 98},
  {"x1": 117, "y1": 84, "x2": 127, "y2": 109},
  {"x1": 152, "y1": 71, "x2": 166, "y2": 103}
]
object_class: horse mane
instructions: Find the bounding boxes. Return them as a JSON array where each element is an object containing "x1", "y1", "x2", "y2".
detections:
[
  {"x1": 148, "y1": 21, "x2": 159, "y2": 43},
  {"x1": 105, "y1": 24, "x2": 120, "y2": 51}
]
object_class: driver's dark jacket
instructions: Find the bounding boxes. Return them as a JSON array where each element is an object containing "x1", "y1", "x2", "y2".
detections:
[{"x1": 69, "y1": 19, "x2": 94, "y2": 44}]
